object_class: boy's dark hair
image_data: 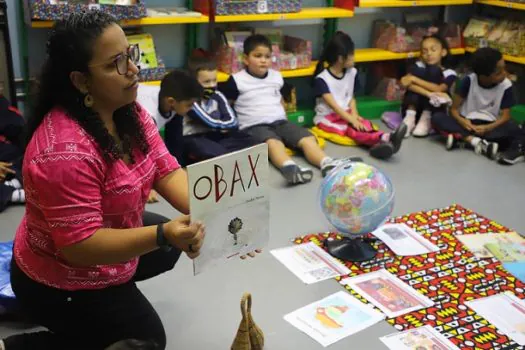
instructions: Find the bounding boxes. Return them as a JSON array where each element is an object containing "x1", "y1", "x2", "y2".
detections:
[
  {"x1": 187, "y1": 56, "x2": 218, "y2": 78},
  {"x1": 159, "y1": 69, "x2": 203, "y2": 101},
  {"x1": 243, "y1": 34, "x2": 272, "y2": 55},
  {"x1": 471, "y1": 47, "x2": 503, "y2": 77},
  {"x1": 314, "y1": 31, "x2": 355, "y2": 77}
]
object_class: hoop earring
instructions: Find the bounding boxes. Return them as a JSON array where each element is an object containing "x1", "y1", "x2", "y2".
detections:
[{"x1": 84, "y1": 94, "x2": 94, "y2": 108}]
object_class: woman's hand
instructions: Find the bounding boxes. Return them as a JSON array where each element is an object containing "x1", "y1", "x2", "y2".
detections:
[{"x1": 163, "y1": 215, "x2": 205, "y2": 259}]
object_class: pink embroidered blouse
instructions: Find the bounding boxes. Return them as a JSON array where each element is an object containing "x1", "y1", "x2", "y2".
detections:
[{"x1": 13, "y1": 103, "x2": 180, "y2": 291}]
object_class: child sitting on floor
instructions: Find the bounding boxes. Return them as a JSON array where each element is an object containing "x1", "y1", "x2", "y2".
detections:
[
  {"x1": 0, "y1": 95, "x2": 25, "y2": 212},
  {"x1": 400, "y1": 34, "x2": 457, "y2": 138},
  {"x1": 137, "y1": 70, "x2": 202, "y2": 202},
  {"x1": 222, "y1": 34, "x2": 351, "y2": 185},
  {"x1": 180, "y1": 55, "x2": 259, "y2": 164},
  {"x1": 313, "y1": 31, "x2": 406, "y2": 160},
  {"x1": 431, "y1": 47, "x2": 521, "y2": 161}
]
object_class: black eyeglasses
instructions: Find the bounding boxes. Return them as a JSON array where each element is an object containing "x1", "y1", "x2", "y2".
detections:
[{"x1": 90, "y1": 44, "x2": 140, "y2": 75}]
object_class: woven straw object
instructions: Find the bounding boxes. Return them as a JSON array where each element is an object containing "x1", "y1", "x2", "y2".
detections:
[{"x1": 231, "y1": 293, "x2": 264, "y2": 350}]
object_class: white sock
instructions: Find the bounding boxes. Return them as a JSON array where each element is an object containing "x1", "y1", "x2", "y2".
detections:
[
  {"x1": 404, "y1": 110, "x2": 417, "y2": 124},
  {"x1": 470, "y1": 137, "x2": 482, "y2": 147},
  {"x1": 10, "y1": 189, "x2": 25, "y2": 203},
  {"x1": 381, "y1": 133, "x2": 390, "y2": 142},
  {"x1": 0, "y1": 339, "x2": 5, "y2": 350},
  {"x1": 320, "y1": 157, "x2": 333, "y2": 169},
  {"x1": 419, "y1": 110, "x2": 432, "y2": 121},
  {"x1": 4, "y1": 178, "x2": 21, "y2": 189},
  {"x1": 282, "y1": 160, "x2": 296, "y2": 168}
]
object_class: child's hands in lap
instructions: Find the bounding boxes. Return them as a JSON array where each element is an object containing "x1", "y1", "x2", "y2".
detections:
[{"x1": 349, "y1": 116, "x2": 368, "y2": 132}]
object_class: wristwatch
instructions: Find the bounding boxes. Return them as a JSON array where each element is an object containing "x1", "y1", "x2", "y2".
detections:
[{"x1": 156, "y1": 224, "x2": 172, "y2": 252}]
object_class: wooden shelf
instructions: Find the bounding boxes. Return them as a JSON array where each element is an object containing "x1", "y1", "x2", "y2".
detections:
[
  {"x1": 213, "y1": 7, "x2": 354, "y2": 23},
  {"x1": 145, "y1": 47, "x2": 466, "y2": 85},
  {"x1": 358, "y1": 0, "x2": 472, "y2": 7},
  {"x1": 355, "y1": 47, "x2": 465, "y2": 62},
  {"x1": 475, "y1": 0, "x2": 525, "y2": 9},
  {"x1": 465, "y1": 46, "x2": 525, "y2": 65},
  {"x1": 31, "y1": 14, "x2": 210, "y2": 28}
]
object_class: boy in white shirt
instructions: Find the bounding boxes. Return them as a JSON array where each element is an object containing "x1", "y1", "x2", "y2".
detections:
[
  {"x1": 222, "y1": 34, "x2": 354, "y2": 185},
  {"x1": 432, "y1": 48, "x2": 521, "y2": 162}
]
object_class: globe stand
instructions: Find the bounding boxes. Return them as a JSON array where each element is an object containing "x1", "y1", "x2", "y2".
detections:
[{"x1": 324, "y1": 237, "x2": 377, "y2": 262}]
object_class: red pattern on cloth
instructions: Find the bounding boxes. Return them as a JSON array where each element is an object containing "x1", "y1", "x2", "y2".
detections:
[{"x1": 295, "y1": 204, "x2": 525, "y2": 350}]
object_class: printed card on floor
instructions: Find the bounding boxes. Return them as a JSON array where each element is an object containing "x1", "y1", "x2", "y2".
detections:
[
  {"x1": 372, "y1": 223, "x2": 440, "y2": 256},
  {"x1": 270, "y1": 242, "x2": 351, "y2": 284},
  {"x1": 466, "y1": 292, "x2": 525, "y2": 345},
  {"x1": 455, "y1": 232, "x2": 522, "y2": 259},
  {"x1": 187, "y1": 144, "x2": 269, "y2": 275},
  {"x1": 486, "y1": 241, "x2": 525, "y2": 262},
  {"x1": 284, "y1": 291, "x2": 385, "y2": 347},
  {"x1": 380, "y1": 325, "x2": 460, "y2": 350},
  {"x1": 342, "y1": 269, "x2": 434, "y2": 318}
]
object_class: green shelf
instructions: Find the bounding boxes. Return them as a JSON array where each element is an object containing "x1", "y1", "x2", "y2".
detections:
[{"x1": 356, "y1": 96, "x2": 402, "y2": 120}]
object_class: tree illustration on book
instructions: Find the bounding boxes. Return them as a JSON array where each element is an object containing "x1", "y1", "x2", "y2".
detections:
[{"x1": 229, "y1": 218, "x2": 243, "y2": 246}]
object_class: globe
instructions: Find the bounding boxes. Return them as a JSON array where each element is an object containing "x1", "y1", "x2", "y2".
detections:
[{"x1": 319, "y1": 161, "x2": 395, "y2": 261}]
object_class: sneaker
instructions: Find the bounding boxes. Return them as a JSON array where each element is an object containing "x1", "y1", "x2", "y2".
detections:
[
  {"x1": 412, "y1": 113, "x2": 432, "y2": 138},
  {"x1": 499, "y1": 140, "x2": 525, "y2": 165},
  {"x1": 474, "y1": 140, "x2": 499, "y2": 160},
  {"x1": 390, "y1": 123, "x2": 407, "y2": 154},
  {"x1": 446, "y1": 134, "x2": 456, "y2": 150},
  {"x1": 321, "y1": 157, "x2": 364, "y2": 177},
  {"x1": 369, "y1": 142, "x2": 394, "y2": 160},
  {"x1": 281, "y1": 164, "x2": 313, "y2": 185}
]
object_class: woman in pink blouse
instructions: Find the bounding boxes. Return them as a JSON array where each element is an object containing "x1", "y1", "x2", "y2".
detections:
[{"x1": 2, "y1": 11, "x2": 205, "y2": 350}]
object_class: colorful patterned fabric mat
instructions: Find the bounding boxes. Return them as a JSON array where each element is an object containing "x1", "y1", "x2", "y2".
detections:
[{"x1": 294, "y1": 204, "x2": 525, "y2": 350}]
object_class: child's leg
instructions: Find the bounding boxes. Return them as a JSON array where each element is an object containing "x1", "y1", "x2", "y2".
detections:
[
  {"x1": 277, "y1": 120, "x2": 358, "y2": 177},
  {"x1": 482, "y1": 120, "x2": 521, "y2": 148},
  {"x1": 431, "y1": 111, "x2": 477, "y2": 150},
  {"x1": 183, "y1": 134, "x2": 228, "y2": 164},
  {"x1": 245, "y1": 123, "x2": 313, "y2": 185},
  {"x1": 218, "y1": 130, "x2": 260, "y2": 153}
]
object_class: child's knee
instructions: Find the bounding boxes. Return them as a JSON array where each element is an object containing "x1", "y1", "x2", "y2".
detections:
[{"x1": 298, "y1": 135, "x2": 318, "y2": 149}]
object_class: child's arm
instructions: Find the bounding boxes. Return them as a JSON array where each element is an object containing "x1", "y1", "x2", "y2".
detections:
[
  {"x1": 188, "y1": 93, "x2": 238, "y2": 130},
  {"x1": 450, "y1": 93, "x2": 474, "y2": 132},
  {"x1": 220, "y1": 76, "x2": 240, "y2": 106},
  {"x1": 322, "y1": 93, "x2": 366, "y2": 131},
  {"x1": 408, "y1": 75, "x2": 449, "y2": 93},
  {"x1": 473, "y1": 87, "x2": 515, "y2": 135},
  {"x1": 315, "y1": 77, "x2": 366, "y2": 131}
]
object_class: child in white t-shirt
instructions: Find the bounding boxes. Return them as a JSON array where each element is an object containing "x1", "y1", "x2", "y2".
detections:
[
  {"x1": 313, "y1": 31, "x2": 406, "y2": 160},
  {"x1": 222, "y1": 34, "x2": 357, "y2": 185}
]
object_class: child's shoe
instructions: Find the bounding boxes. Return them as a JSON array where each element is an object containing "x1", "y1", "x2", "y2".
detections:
[
  {"x1": 369, "y1": 143, "x2": 394, "y2": 160},
  {"x1": 412, "y1": 111, "x2": 432, "y2": 138},
  {"x1": 281, "y1": 164, "x2": 313, "y2": 185},
  {"x1": 474, "y1": 140, "x2": 499, "y2": 160},
  {"x1": 321, "y1": 157, "x2": 363, "y2": 177},
  {"x1": 445, "y1": 134, "x2": 464, "y2": 150},
  {"x1": 499, "y1": 140, "x2": 525, "y2": 165},
  {"x1": 390, "y1": 124, "x2": 407, "y2": 154}
]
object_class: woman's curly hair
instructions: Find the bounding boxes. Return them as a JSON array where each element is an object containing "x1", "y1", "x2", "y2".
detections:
[{"x1": 26, "y1": 11, "x2": 149, "y2": 162}]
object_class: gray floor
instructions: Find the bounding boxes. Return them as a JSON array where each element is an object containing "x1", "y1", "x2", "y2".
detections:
[{"x1": 0, "y1": 135, "x2": 524, "y2": 349}]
